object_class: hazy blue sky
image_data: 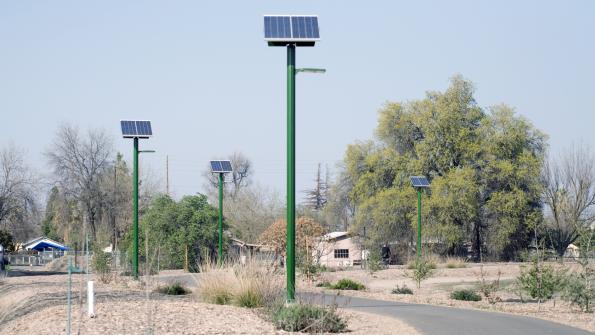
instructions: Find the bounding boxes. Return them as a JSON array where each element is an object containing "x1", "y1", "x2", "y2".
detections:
[{"x1": 1, "y1": 1, "x2": 594, "y2": 200}]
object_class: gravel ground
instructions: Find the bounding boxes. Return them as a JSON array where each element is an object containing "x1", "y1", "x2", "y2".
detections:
[
  {"x1": 0, "y1": 269, "x2": 418, "y2": 335},
  {"x1": 301, "y1": 262, "x2": 594, "y2": 333}
]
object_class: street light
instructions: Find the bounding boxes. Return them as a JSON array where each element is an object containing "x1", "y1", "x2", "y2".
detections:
[
  {"x1": 209, "y1": 160, "x2": 233, "y2": 265},
  {"x1": 410, "y1": 176, "x2": 430, "y2": 261},
  {"x1": 264, "y1": 14, "x2": 322, "y2": 302},
  {"x1": 120, "y1": 120, "x2": 154, "y2": 280}
]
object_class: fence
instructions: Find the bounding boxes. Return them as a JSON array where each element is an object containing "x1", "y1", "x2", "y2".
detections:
[{"x1": 7, "y1": 250, "x2": 66, "y2": 266}]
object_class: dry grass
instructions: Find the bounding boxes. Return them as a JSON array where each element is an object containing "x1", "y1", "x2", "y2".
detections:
[
  {"x1": 194, "y1": 259, "x2": 283, "y2": 308},
  {"x1": 444, "y1": 256, "x2": 468, "y2": 269}
]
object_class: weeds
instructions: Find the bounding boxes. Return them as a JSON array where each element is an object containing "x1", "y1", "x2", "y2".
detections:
[
  {"x1": 476, "y1": 265, "x2": 501, "y2": 304},
  {"x1": 329, "y1": 278, "x2": 365, "y2": 291},
  {"x1": 444, "y1": 256, "x2": 467, "y2": 269},
  {"x1": 392, "y1": 285, "x2": 413, "y2": 295}
]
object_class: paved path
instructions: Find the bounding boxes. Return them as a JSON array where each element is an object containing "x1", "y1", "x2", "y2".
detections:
[
  {"x1": 304, "y1": 293, "x2": 592, "y2": 335},
  {"x1": 160, "y1": 272, "x2": 592, "y2": 335}
]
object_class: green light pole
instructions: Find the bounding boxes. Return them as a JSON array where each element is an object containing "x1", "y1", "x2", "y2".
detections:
[
  {"x1": 410, "y1": 176, "x2": 430, "y2": 262},
  {"x1": 209, "y1": 160, "x2": 232, "y2": 266},
  {"x1": 132, "y1": 138, "x2": 139, "y2": 279},
  {"x1": 265, "y1": 14, "x2": 323, "y2": 303},
  {"x1": 132, "y1": 147, "x2": 156, "y2": 279},
  {"x1": 417, "y1": 189, "x2": 422, "y2": 260},
  {"x1": 218, "y1": 172, "x2": 224, "y2": 265}
]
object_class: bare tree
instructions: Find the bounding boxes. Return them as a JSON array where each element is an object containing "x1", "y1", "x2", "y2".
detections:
[
  {"x1": 0, "y1": 144, "x2": 38, "y2": 240},
  {"x1": 304, "y1": 163, "x2": 328, "y2": 210},
  {"x1": 45, "y1": 124, "x2": 113, "y2": 239},
  {"x1": 543, "y1": 144, "x2": 595, "y2": 256}
]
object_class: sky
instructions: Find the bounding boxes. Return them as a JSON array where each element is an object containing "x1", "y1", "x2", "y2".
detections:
[{"x1": 1, "y1": 1, "x2": 594, "y2": 201}]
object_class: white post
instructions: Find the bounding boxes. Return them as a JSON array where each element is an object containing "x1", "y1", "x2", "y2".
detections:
[{"x1": 87, "y1": 281, "x2": 95, "y2": 318}]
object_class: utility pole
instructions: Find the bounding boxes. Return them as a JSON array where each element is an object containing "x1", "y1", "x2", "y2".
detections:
[{"x1": 166, "y1": 155, "x2": 169, "y2": 196}]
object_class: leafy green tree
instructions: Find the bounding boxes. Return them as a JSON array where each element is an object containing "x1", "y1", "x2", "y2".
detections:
[
  {"x1": 0, "y1": 229, "x2": 15, "y2": 251},
  {"x1": 124, "y1": 194, "x2": 223, "y2": 271},
  {"x1": 342, "y1": 75, "x2": 546, "y2": 260}
]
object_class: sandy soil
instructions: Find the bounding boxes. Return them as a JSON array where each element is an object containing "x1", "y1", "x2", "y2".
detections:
[
  {"x1": 300, "y1": 262, "x2": 594, "y2": 333},
  {"x1": 0, "y1": 270, "x2": 418, "y2": 335}
]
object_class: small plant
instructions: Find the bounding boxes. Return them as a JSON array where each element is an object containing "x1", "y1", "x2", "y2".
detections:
[
  {"x1": 92, "y1": 247, "x2": 112, "y2": 284},
  {"x1": 477, "y1": 265, "x2": 501, "y2": 304},
  {"x1": 329, "y1": 278, "x2": 365, "y2": 290},
  {"x1": 444, "y1": 256, "x2": 467, "y2": 269},
  {"x1": 451, "y1": 289, "x2": 482, "y2": 301},
  {"x1": 271, "y1": 303, "x2": 347, "y2": 333},
  {"x1": 156, "y1": 282, "x2": 191, "y2": 295},
  {"x1": 408, "y1": 258, "x2": 434, "y2": 288},
  {"x1": 516, "y1": 256, "x2": 564, "y2": 305},
  {"x1": 391, "y1": 285, "x2": 413, "y2": 295}
]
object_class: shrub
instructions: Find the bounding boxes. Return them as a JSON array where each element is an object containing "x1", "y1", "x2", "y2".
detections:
[
  {"x1": 236, "y1": 287, "x2": 263, "y2": 308},
  {"x1": 92, "y1": 248, "x2": 112, "y2": 284},
  {"x1": 271, "y1": 303, "x2": 347, "y2": 333},
  {"x1": 451, "y1": 289, "x2": 481, "y2": 301},
  {"x1": 444, "y1": 256, "x2": 467, "y2": 269},
  {"x1": 391, "y1": 285, "x2": 413, "y2": 295},
  {"x1": 561, "y1": 229, "x2": 594, "y2": 312},
  {"x1": 409, "y1": 258, "x2": 434, "y2": 288},
  {"x1": 516, "y1": 257, "x2": 564, "y2": 303},
  {"x1": 156, "y1": 282, "x2": 191, "y2": 295},
  {"x1": 330, "y1": 278, "x2": 365, "y2": 290}
]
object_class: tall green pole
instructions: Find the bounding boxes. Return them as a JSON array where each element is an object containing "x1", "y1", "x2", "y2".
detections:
[
  {"x1": 133, "y1": 137, "x2": 139, "y2": 280},
  {"x1": 286, "y1": 43, "x2": 296, "y2": 302},
  {"x1": 218, "y1": 172, "x2": 223, "y2": 265},
  {"x1": 417, "y1": 188, "x2": 422, "y2": 260}
]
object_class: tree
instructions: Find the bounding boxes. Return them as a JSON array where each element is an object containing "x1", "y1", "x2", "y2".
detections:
[
  {"x1": 45, "y1": 124, "x2": 113, "y2": 240},
  {"x1": 0, "y1": 229, "x2": 15, "y2": 251},
  {"x1": 304, "y1": 163, "x2": 328, "y2": 210},
  {"x1": 259, "y1": 217, "x2": 325, "y2": 261},
  {"x1": 339, "y1": 76, "x2": 546, "y2": 260},
  {"x1": 127, "y1": 194, "x2": 222, "y2": 271},
  {"x1": 543, "y1": 144, "x2": 595, "y2": 257},
  {"x1": 0, "y1": 144, "x2": 38, "y2": 241}
]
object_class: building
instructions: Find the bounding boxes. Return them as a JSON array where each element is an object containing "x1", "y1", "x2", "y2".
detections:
[{"x1": 313, "y1": 232, "x2": 363, "y2": 268}]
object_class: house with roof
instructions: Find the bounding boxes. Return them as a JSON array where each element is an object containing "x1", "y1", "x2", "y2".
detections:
[{"x1": 313, "y1": 232, "x2": 364, "y2": 268}]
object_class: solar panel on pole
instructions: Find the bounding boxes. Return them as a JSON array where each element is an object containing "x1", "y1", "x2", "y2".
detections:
[
  {"x1": 264, "y1": 15, "x2": 320, "y2": 46},
  {"x1": 410, "y1": 176, "x2": 430, "y2": 188},
  {"x1": 210, "y1": 160, "x2": 233, "y2": 173}
]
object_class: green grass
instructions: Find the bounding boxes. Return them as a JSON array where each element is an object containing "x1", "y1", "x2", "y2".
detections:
[{"x1": 329, "y1": 278, "x2": 365, "y2": 290}]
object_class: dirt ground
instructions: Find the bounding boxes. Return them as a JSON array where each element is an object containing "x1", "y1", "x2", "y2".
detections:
[
  {"x1": 0, "y1": 268, "x2": 418, "y2": 335},
  {"x1": 300, "y1": 262, "x2": 594, "y2": 333}
]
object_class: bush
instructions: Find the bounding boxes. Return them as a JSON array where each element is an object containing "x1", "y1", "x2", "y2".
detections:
[
  {"x1": 451, "y1": 289, "x2": 481, "y2": 301},
  {"x1": 92, "y1": 248, "x2": 112, "y2": 284},
  {"x1": 156, "y1": 282, "x2": 191, "y2": 295},
  {"x1": 366, "y1": 249, "x2": 383, "y2": 274},
  {"x1": 477, "y1": 265, "x2": 501, "y2": 304},
  {"x1": 409, "y1": 258, "x2": 434, "y2": 288},
  {"x1": 562, "y1": 271, "x2": 594, "y2": 313},
  {"x1": 271, "y1": 303, "x2": 347, "y2": 333},
  {"x1": 329, "y1": 278, "x2": 365, "y2": 290},
  {"x1": 516, "y1": 257, "x2": 564, "y2": 303},
  {"x1": 391, "y1": 285, "x2": 413, "y2": 295}
]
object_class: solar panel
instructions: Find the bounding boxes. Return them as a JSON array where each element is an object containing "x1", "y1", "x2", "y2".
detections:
[
  {"x1": 120, "y1": 120, "x2": 153, "y2": 138},
  {"x1": 410, "y1": 176, "x2": 430, "y2": 188},
  {"x1": 210, "y1": 160, "x2": 233, "y2": 173},
  {"x1": 264, "y1": 15, "x2": 320, "y2": 46}
]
